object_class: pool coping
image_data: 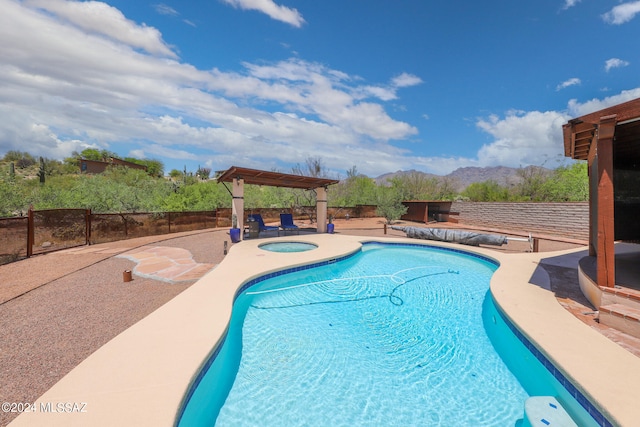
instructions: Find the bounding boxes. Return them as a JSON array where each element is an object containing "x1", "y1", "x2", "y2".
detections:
[{"x1": 8, "y1": 234, "x2": 640, "y2": 427}]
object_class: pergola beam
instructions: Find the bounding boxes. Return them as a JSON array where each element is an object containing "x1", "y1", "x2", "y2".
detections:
[{"x1": 216, "y1": 166, "x2": 339, "y2": 190}]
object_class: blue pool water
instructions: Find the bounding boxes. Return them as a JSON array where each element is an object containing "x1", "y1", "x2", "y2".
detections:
[
  {"x1": 259, "y1": 242, "x2": 318, "y2": 252},
  {"x1": 179, "y1": 243, "x2": 602, "y2": 426}
]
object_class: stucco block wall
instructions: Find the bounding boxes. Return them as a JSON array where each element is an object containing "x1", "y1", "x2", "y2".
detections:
[{"x1": 449, "y1": 202, "x2": 589, "y2": 241}]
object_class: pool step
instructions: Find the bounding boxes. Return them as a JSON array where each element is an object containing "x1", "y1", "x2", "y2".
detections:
[
  {"x1": 598, "y1": 303, "x2": 640, "y2": 339},
  {"x1": 523, "y1": 396, "x2": 577, "y2": 427},
  {"x1": 600, "y1": 286, "x2": 640, "y2": 311}
]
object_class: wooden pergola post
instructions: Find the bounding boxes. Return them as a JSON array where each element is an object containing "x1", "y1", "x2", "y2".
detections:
[
  {"x1": 232, "y1": 177, "x2": 244, "y2": 236},
  {"x1": 596, "y1": 115, "x2": 617, "y2": 288},
  {"x1": 316, "y1": 186, "x2": 328, "y2": 233}
]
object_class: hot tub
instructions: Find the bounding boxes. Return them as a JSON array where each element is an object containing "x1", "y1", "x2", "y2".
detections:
[{"x1": 258, "y1": 242, "x2": 318, "y2": 253}]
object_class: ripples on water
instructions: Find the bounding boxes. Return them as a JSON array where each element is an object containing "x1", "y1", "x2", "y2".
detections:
[{"x1": 216, "y1": 245, "x2": 527, "y2": 426}]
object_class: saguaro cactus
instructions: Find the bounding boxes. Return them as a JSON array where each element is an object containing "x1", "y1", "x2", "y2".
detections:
[{"x1": 38, "y1": 157, "x2": 45, "y2": 184}]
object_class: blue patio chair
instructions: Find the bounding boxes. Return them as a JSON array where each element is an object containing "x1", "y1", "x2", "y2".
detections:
[
  {"x1": 248, "y1": 214, "x2": 280, "y2": 237},
  {"x1": 280, "y1": 213, "x2": 299, "y2": 235}
]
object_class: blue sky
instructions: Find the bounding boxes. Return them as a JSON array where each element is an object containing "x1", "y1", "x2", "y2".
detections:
[{"x1": 1, "y1": 0, "x2": 639, "y2": 178}]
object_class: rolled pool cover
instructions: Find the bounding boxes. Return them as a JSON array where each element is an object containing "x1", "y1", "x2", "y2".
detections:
[{"x1": 391, "y1": 226, "x2": 508, "y2": 246}]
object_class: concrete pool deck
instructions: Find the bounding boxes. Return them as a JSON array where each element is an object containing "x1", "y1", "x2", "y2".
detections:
[{"x1": 6, "y1": 226, "x2": 640, "y2": 426}]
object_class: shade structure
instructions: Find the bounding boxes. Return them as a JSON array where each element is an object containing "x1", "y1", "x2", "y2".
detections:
[
  {"x1": 216, "y1": 166, "x2": 339, "y2": 190},
  {"x1": 216, "y1": 166, "x2": 340, "y2": 238},
  {"x1": 563, "y1": 97, "x2": 640, "y2": 288}
]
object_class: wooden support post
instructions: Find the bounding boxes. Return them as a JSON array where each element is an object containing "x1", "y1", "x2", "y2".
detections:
[
  {"x1": 588, "y1": 160, "x2": 597, "y2": 257},
  {"x1": 596, "y1": 115, "x2": 617, "y2": 288},
  {"x1": 86, "y1": 209, "x2": 91, "y2": 245},
  {"x1": 27, "y1": 206, "x2": 34, "y2": 258},
  {"x1": 232, "y1": 177, "x2": 244, "y2": 239},
  {"x1": 316, "y1": 187, "x2": 327, "y2": 233}
]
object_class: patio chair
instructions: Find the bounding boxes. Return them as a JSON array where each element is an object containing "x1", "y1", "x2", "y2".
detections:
[
  {"x1": 280, "y1": 213, "x2": 300, "y2": 235},
  {"x1": 248, "y1": 214, "x2": 280, "y2": 237}
]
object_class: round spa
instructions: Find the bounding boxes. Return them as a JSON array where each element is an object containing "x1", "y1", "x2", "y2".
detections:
[{"x1": 258, "y1": 241, "x2": 318, "y2": 253}]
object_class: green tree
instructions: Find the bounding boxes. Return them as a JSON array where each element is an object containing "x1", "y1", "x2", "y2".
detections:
[
  {"x1": 75, "y1": 148, "x2": 117, "y2": 161},
  {"x1": 196, "y1": 166, "x2": 212, "y2": 180},
  {"x1": 169, "y1": 169, "x2": 183, "y2": 180},
  {"x1": 125, "y1": 158, "x2": 165, "y2": 178},
  {"x1": 512, "y1": 166, "x2": 551, "y2": 201},
  {"x1": 540, "y1": 162, "x2": 588, "y2": 201},
  {"x1": 388, "y1": 172, "x2": 439, "y2": 201},
  {"x1": 248, "y1": 185, "x2": 295, "y2": 209},
  {"x1": 290, "y1": 157, "x2": 333, "y2": 221},
  {"x1": 435, "y1": 176, "x2": 460, "y2": 200},
  {"x1": 30, "y1": 167, "x2": 170, "y2": 212},
  {"x1": 3, "y1": 150, "x2": 35, "y2": 164},
  {"x1": 461, "y1": 180, "x2": 509, "y2": 201},
  {"x1": 161, "y1": 181, "x2": 227, "y2": 211},
  {"x1": 330, "y1": 174, "x2": 377, "y2": 207},
  {"x1": 375, "y1": 186, "x2": 408, "y2": 224},
  {"x1": 43, "y1": 158, "x2": 75, "y2": 176},
  {"x1": 0, "y1": 181, "x2": 26, "y2": 216},
  {"x1": 292, "y1": 156, "x2": 329, "y2": 178}
]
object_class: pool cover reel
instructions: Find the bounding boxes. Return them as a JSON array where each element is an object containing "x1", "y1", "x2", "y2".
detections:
[{"x1": 391, "y1": 226, "x2": 512, "y2": 247}]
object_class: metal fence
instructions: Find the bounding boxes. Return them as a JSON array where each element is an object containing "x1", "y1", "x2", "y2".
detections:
[
  {"x1": 0, "y1": 216, "x2": 28, "y2": 265},
  {"x1": 31, "y1": 209, "x2": 89, "y2": 255},
  {"x1": 89, "y1": 211, "x2": 217, "y2": 244},
  {"x1": 0, "y1": 209, "x2": 218, "y2": 265},
  {"x1": 0, "y1": 205, "x2": 377, "y2": 265}
]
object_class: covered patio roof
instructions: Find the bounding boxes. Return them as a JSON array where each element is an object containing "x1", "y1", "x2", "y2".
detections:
[
  {"x1": 563, "y1": 97, "x2": 640, "y2": 163},
  {"x1": 216, "y1": 166, "x2": 339, "y2": 190},
  {"x1": 562, "y1": 97, "x2": 640, "y2": 288}
]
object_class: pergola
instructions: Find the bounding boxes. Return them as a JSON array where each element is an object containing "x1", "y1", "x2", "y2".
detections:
[
  {"x1": 216, "y1": 166, "x2": 340, "y2": 238},
  {"x1": 563, "y1": 97, "x2": 640, "y2": 287}
]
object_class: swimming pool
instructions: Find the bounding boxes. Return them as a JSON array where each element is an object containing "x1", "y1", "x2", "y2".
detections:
[{"x1": 178, "y1": 242, "x2": 601, "y2": 426}]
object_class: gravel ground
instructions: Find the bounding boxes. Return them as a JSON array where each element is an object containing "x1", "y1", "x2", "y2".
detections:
[
  {"x1": 0, "y1": 219, "x2": 585, "y2": 426},
  {"x1": 0, "y1": 228, "x2": 228, "y2": 426}
]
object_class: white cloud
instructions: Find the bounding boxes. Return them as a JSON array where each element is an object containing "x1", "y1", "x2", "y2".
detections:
[
  {"x1": 7, "y1": 0, "x2": 638, "y2": 179},
  {"x1": 567, "y1": 88, "x2": 640, "y2": 117},
  {"x1": 556, "y1": 77, "x2": 581, "y2": 91},
  {"x1": 470, "y1": 92, "x2": 640, "y2": 172},
  {"x1": 475, "y1": 110, "x2": 570, "y2": 168},
  {"x1": 391, "y1": 73, "x2": 423, "y2": 88},
  {"x1": 24, "y1": 0, "x2": 177, "y2": 58},
  {"x1": 221, "y1": 0, "x2": 305, "y2": 28},
  {"x1": 227, "y1": 59, "x2": 418, "y2": 139},
  {"x1": 359, "y1": 86, "x2": 397, "y2": 101},
  {"x1": 561, "y1": 0, "x2": 581, "y2": 10},
  {"x1": 0, "y1": 0, "x2": 417, "y2": 177},
  {"x1": 353, "y1": 74, "x2": 422, "y2": 102},
  {"x1": 605, "y1": 58, "x2": 630, "y2": 72},
  {"x1": 602, "y1": 1, "x2": 640, "y2": 25},
  {"x1": 154, "y1": 3, "x2": 178, "y2": 16}
]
